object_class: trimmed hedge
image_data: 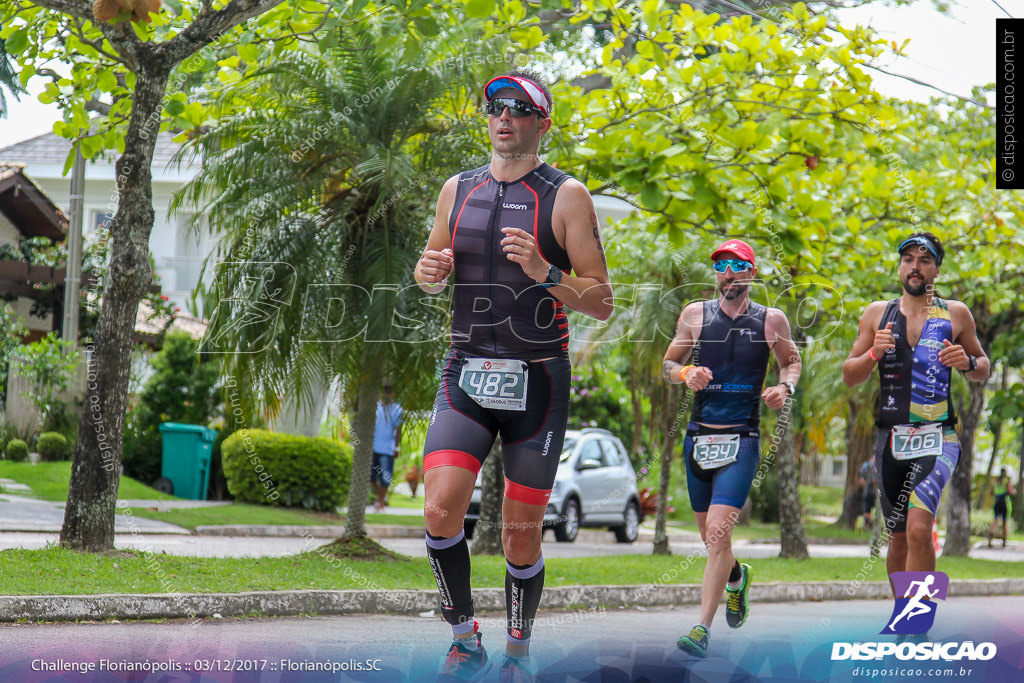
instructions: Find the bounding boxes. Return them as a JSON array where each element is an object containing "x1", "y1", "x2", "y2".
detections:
[
  {"x1": 37, "y1": 432, "x2": 69, "y2": 461},
  {"x1": 221, "y1": 429, "x2": 352, "y2": 511},
  {"x1": 5, "y1": 439, "x2": 28, "y2": 462}
]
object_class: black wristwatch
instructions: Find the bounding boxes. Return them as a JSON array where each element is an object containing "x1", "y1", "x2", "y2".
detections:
[
  {"x1": 780, "y1": 381, "x2": 795, "y2": 396},
  {"x1": 964, "y1": 355, "x2": 977, "y2": 372},
  {"x1": 539, "y1": 263, "x2": 563, "y2": 289}
]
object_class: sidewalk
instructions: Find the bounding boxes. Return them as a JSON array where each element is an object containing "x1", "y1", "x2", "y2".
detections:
[{"x1": 0, "y1": 485, "x2": 1021, "y2": 622}]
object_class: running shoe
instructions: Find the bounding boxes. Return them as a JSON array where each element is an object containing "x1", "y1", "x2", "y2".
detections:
[
  {"x1": 499, "y1": 654, "x2": 534, "y2": 683},
  {"x1": 439, "y1": 623, "x2": 490, "y2": 681},
  {"x1": 725, "y1": 562, "x2": 752, "y2": 628},
  {"x1": 677, "y1": 624, "x2": 709, "y2": 658}
]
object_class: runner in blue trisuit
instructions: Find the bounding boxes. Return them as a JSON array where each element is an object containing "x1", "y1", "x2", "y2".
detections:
[{"x1": 663, "y1": 239, "x2": 802, "y2": 658}]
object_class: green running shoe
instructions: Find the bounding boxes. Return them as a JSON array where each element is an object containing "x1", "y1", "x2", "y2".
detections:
[
  {"x1": 726, "y1": 562, "x2": 752, "y2": 629},
  {"x1": 677, "y1": 624, "x2": 710, "y2": 658}
]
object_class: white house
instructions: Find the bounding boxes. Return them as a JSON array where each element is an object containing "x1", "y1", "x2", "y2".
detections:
[{"x1": 0, "y1": 132, "x2": 217, "y2": 312}]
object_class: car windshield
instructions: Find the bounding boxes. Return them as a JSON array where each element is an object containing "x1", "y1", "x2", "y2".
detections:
[{"x1": 558, "y1": 438, "x2": 578, "y2": 463}]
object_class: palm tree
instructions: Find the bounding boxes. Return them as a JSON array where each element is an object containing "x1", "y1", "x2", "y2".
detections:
[
  {"x1": 573, "y1": 222, "x2": 708, "y2": 554},
  {"x1": 0, "y1": 38, "x2": 25, "y2": 117},
  {"x1": 172, "y1": 30, "x2": 484, "y2": 540}
]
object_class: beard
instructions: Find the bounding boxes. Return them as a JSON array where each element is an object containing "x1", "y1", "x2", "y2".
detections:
[
  {"x1": 902, "y1": 275, "x2": 930, "y2": 297},
  {"x1": 720, "y1": 282, "x2": 748, "y2": 300}
]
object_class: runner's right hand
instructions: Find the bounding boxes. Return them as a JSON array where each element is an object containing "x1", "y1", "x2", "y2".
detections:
[
  {"x1": 686, "y1": 366, "x2": 713, "y2": 392},
  {"x1": 872, "y1": 322, "x2": 895, "y2": 359},
  {"x1": 419, "y1": 248, "x2": 453, "y2": 283}
]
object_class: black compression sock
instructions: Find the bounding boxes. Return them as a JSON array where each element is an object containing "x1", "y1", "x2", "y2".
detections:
[
  {"x1": 728, "y1": 560, "x2": 742, "y2": 584},
  {"x1": 506, "y1": 555, "x2": 545, "y2": 643},
  {"x1": 425, "y1": 530, "x2": 474, "y2": 630}
]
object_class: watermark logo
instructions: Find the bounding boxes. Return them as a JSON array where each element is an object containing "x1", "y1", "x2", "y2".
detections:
[
  {"x1": 200, "y1": 262, "x2": 296, "y2": 354},
  {"x1": 880, "y1": 571, "x2": 948, "y2": 635}
]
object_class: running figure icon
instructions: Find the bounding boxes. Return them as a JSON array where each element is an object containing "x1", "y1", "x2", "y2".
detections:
[
  {"x1": 880, "y1": 571, "x2": 949, "y2": 636},
  {"x1": 888, "y1": 574, "x2": 938, "y2": 631}
]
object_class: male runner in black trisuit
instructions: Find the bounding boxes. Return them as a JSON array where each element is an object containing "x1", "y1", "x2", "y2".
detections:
[
  {"x1": 663, "y1": 239, "x2": 802, "y2": 658},
  {"x1": 415, "y1": 69, "x2": 612, "y2": 682},
  {"x1": 843, "y1": 232, "x2": 989, "y2": 582}
]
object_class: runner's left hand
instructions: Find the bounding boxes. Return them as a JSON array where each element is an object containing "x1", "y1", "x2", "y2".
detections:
[
  {"x1": 761, "y1": 385, "x2": 787, "y2": 410},
  {"x1": 501, "y1": 227, "x2": 548, "y2": 282},
  {"x1": 938, "y1": 339, "x2": 969, "y2": 370}
]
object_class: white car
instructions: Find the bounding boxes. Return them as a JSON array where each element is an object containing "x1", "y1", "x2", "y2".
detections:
[{"x1": 464, "y1": 428, "x2": 642, "y2": 543}]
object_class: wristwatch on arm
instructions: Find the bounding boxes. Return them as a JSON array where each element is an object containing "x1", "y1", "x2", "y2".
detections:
[
  {"x1": 779, "y1": 381, "x2": 795, "y2": 397},
  {"x1": 539, "y1": 263, "x2": 562, "y2": 289}
]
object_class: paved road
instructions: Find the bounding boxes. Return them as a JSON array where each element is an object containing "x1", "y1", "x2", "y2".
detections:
[
  {"x1": 0, "y1": 597, "x2": 1020, "y2": 682},
  {"x1": 1, "y1": 488, "x2": 1021, "y2": 562}
]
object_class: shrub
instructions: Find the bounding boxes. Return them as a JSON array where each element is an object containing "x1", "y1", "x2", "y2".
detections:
[
  {"x1": 36, "y1": 432, "x2": 69, "y2": 461},
  {"x1": 123, "y1": 332, "x2": 220, "y2": 485},
  {"x1": 5, "y1": 438, "x2": 28, "y2": 462},
  {"x1": 221, "y1": 429, "x2": 352, "y2": 511}
]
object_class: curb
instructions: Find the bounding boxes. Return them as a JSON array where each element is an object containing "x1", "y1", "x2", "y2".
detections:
[
  {"x1": 2, "y1": 579, "x2": 1021, "y2": 623},
  {"x1": 195, "y1": 525, "x2": 425, "y2": 538}
]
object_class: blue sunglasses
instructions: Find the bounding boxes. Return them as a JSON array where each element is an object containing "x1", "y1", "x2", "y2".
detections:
[{"x1": 713, "y1": 259, "x2": 754, "y2": 273}]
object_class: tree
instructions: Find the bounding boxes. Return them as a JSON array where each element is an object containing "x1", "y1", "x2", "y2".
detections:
[
  {"x1": 0, "y1": 37, "x2": 25, "y2": 117},
  {"x1": 0, "y1": 303, "x2": 27, "y2": 409},
  {"x1": 1, "y1": 0, "x2": 314, "y2": 551},
  {"x1": 14, "y1": 332, "x2": 80, "y2": 434},
  {"x1": 172, "y1": 29, "x2": 485, "y2": 540},
  {"x1": 471, "y1": 440, "x2": 504, "y2": 556}
]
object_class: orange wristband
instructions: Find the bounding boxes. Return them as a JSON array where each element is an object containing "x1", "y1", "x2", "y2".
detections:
[
  {"x1": 679, "y1": 365, "x2": 695, "y2": 382},
  {"x1": 868, "y1": 347, "x2": 879, "y2": 362}
]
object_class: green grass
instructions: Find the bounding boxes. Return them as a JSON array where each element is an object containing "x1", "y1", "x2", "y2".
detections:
[
  {"x1": 120, "y1": 503, "x2": 423, "y2": 530},
  {"x1": 0, "y1": 546, "x2": 1018, "y2": 596},
  {"x1": 386, "y1": 494, "x2": 427, "y2": 510},
  {"x1": 0, "y1": 461, "x2": 177, "y2": 502},
  {"x1": 800, "y1": 485, "x2": 846, "y2": 517}
]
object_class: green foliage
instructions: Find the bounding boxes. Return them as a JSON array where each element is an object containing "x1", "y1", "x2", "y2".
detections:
[
  {"x1": 123, "y1": 332, "x2": 220, "y2": 485},
  {"x1": 5, "y1": 438, "x2": 27, "y2": 462},
  {"x1": 221, "y1": 429, "x2": 352, "y2": 512},
  {"x1": 0, "y1": 303, "x2": 26, "y2": 406},
  {"x1": 36, "y1": 431, "x2": 68, "y2": 461},
  {"x1": 568, "y1": 364, "x2": 632, "y2": 449},
  {"x1": 749, "y1": 470, "x2": 780, "y2": 523},
  {"x1": 14, "y1": 332, "x2": 80, "y2": 434}
]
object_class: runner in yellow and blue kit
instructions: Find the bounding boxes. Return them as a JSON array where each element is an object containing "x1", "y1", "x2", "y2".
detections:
[{"x1": 844, "y1": 232, "x2": 990, "y2": 584}]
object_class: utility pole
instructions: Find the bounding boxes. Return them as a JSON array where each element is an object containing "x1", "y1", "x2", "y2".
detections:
[{"x1": 62, "y1": 143, "x2": 84, "y2": 345}]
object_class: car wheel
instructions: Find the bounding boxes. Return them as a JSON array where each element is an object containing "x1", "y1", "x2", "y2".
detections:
[
  {"x1": 463, "y1": 520, "x2": 476, "y2": 539},
  {"x1": 554, "y1": 498, "x2": 580, "y2": 543},
  {"x1": 614, "y1": 501, "x2": 640, "y2": 543}
]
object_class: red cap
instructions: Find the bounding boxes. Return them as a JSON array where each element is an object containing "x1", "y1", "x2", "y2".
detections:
[{"x1": 711, "y1": 239, "x2": 756, "y2": 265}]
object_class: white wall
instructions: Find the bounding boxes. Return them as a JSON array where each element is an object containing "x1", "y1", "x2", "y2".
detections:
[{"x1": 0, "y1": 212, "x2": 18, "y2": 248}]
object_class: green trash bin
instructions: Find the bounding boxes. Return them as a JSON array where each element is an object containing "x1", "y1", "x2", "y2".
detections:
[{"x1": 158, "y1": 423, "x2": 217, "y2": 500}]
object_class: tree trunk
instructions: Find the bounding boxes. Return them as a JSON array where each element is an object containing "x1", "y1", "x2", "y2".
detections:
[
  {"x1": 471, "y1": 439, "x2": 503, "y2": 556},
  {"x1": 343, "y1": 352, "x2": 381, "y2": 540},
  {"x1": 837, "y1": 397, "x2": 873, "y2": 529},
  {"x1": 975, "y1": 363, "x2": 1007, "y2": 511},
  {"x1": 1014, "y1": 424, "x2": 1024, "y2": 530},
  {"x1": 653, "y1": 384, "x2": 682, "y2": 555},
  {"x1": 60, "y1": 65, "x2": 170, "y2": 552},
  {"x1": 945, "y1": 379, "x2": 987, "y2": 556},
  {"x1": 777, "y1": 399, "x2": 808, "y2": 559}
]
